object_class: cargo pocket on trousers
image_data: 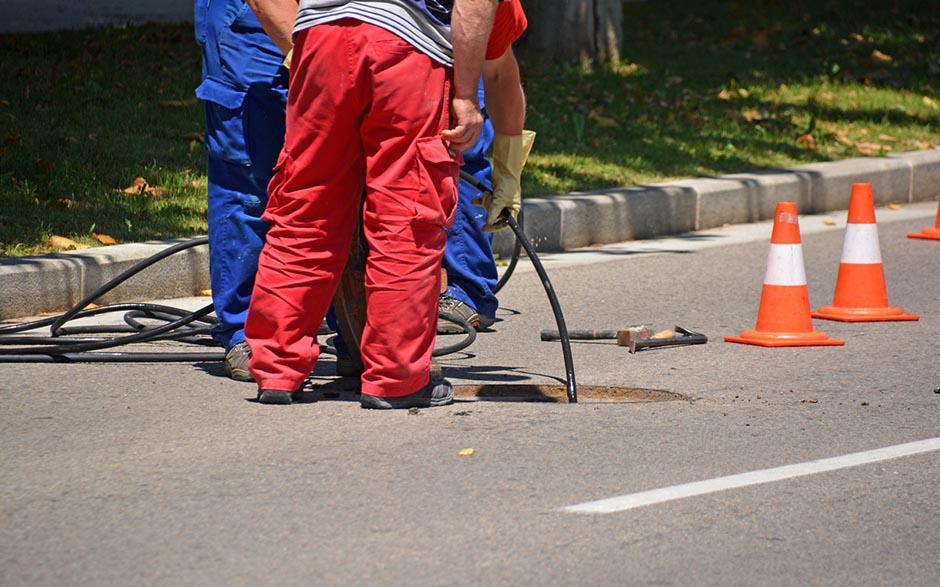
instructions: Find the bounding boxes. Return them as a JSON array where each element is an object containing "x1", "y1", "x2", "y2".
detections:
[
  {"x1": 414, "y1": 137, "x2": 460, "y2": 227},
  {"x1": 196, "y1": 77, "x2": 252, "y2": 167}
]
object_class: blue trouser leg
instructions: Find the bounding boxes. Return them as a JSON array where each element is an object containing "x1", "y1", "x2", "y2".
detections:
[
  {"x1": 197, "y1": 0, "x2": 287, "y2": 350},
  {"x1": 443, "y1": 175, "x2": 499, "y2": 320},
  {"x1": 442, "y1": 81, "x2": 500, "y2": 320}
]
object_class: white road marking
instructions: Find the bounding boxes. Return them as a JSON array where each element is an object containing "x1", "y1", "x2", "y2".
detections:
[{"x1": 562, "y1": 437, "x2": 940, "y2": 515}]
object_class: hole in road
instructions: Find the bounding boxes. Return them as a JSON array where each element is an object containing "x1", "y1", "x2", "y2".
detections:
[{"x1": 453, "y1": 384, "x2": 685, "y2": 403}]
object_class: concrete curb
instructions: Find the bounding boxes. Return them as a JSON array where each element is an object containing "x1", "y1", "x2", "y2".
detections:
[
  {"x1": 490, "y1": 149, "x2": 940, "y2": 256},
  {"x1": 2, "y1": 150, "x2": 939, "y2": 320}
]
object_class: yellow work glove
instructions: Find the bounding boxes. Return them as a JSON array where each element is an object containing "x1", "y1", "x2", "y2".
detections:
[{"x1": 479, "y1": 130, "x2": 536, "y2": 232}]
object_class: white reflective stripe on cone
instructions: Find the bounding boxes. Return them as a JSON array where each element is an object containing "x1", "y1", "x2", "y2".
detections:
[
  {"x1": 763, "y1": 244, "x2": 807, "y2": 286},
  {"x1": 840, "y1": 223, "x2": 883, "y2": 264}
]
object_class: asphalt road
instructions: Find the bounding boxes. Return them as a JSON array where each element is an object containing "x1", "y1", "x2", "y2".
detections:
[{"x1": 2, "y1": 203, "x2": 939, "y2": 585}]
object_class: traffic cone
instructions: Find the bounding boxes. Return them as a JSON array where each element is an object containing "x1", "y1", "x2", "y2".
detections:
[
  {"x1": 813, "y1": 183, "x2": 919, "y2": 322},
  {"x1": 907, "y1": 199, "x2": 940, "y2": 240},
  {"x1": 726, "y1": 202, "x2": 844, "y2": 347}
]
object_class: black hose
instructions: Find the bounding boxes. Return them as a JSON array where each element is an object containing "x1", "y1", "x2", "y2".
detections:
[
  {"x1": 493, "y1": 205, "x2": 522, "y2": 294},
  {"x1": 0, "y1": 239, "x2": 222, "y2": 363},
  {"x1": 457, "y1": 170, "x2": 577, "y2": 403},
  {"x1": 433, "y1": 312, "x2": 477, "y2": 356},
  {"x1": 49, "y1": 237, "x2": 210, "y2": 336},
  {"x1": 503, "y1": 214, "x2": 577, "y2": 403}
]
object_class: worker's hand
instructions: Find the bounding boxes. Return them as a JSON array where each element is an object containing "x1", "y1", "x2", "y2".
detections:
[
  {"x1": 475, "y1": 130, "x2": 536, "y2": 232},
  {"x1": 442, "y1": 97, "x2": 484, "y2": 152}
]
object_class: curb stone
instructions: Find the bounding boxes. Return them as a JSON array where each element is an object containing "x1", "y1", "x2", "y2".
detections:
[
  {"x1": 0, "y1": 239, "x2": 210, "y2": 320},
  {"x1": 492, "y1": 149, "x2": 940, "y2": 256},
  {"x1": 3, "y1": 151, "x2": 939, "y2": 320}
]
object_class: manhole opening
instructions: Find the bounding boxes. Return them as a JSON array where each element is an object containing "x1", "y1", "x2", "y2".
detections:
[{"x1": 453, "y1": 384, "x2": 685, "y2": 404}]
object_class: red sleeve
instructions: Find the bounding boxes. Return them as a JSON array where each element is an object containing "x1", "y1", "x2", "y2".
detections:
[{"x1": 485, "y1": 0, "x2": 527, "y2": 60}]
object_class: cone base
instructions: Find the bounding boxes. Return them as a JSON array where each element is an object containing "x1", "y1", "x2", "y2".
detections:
[
  {"x1": 812, "y1": 305, "x2": 919, "y2": 322},
  {"x1": 725, "y1": 329, "x2": 844, "y2": 347},
  {"x1": 907, "y1": 227, "x2": 940, "y2": 240}
]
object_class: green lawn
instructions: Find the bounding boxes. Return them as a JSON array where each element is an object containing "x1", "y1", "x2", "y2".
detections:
[{"x1": 1, "y1": 0, "x2": 938, "y2": 255}]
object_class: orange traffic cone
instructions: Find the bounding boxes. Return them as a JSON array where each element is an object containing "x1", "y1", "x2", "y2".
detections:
[
  {"x1": 813, "y1": 183, "x2": 919, "y2": 322},
  {"x1": 726, "y1": 202, "x2": 844, "y2": 347},
  {"x1": 907, "y1": 199, "x2": 940, "y2": 240}
]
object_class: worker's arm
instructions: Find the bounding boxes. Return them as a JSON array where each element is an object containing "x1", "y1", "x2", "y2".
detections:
[
  {"x1": 476, "y1": 45, "x2": 534, "y2": 231},
  {"x1": 482, "y1": 46, "x2": 524, "y2": 135},
  {"x1": 442, "y1": 0, "x2": 498, "y2": 151},
  {"x1": 246, "y1": 0, "x2": 298, "y2": 55}
]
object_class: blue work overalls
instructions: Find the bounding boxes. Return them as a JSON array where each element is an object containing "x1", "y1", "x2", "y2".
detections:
[
  {"x1": 195, "y1": 0, "x2": 288, "y2": 351},
  {"x1": 195, "y1": 0, "x2": 500, "y2": 350}
]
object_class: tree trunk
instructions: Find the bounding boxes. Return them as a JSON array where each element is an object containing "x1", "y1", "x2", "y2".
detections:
[{"x1": 517, "y1": 0, "x2": 622, "y2": 64}]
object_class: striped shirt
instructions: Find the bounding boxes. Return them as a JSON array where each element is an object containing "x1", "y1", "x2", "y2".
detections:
[{"x1": 295, "y1": 0, "x2": 454, "y2": 66}]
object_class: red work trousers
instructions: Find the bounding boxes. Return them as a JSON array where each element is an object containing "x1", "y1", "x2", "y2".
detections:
[{"x1": 245, "y1": 21, "x2": 459, "y2": 396}]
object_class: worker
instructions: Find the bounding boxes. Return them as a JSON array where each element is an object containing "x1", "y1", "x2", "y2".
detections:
[
  {"x1": 196, "y1": 0, "x2": 530, "y2": 384},
  {"x1": 194, "y1": 0, "x2": 288, "y2": 380},
  {"x1": 438, "y1": 0, "x2": 532, "y2": 334},
  {"x1": 244, "y1": 0, "x2": 503, "y2": 407}
]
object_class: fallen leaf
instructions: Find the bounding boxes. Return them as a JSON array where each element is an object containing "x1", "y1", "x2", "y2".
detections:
[
  {"x1": 160, "y1": 98, "x2": 197, "y2": 109},
  {"x1": 737, "y1": 88, "x2": 750, "y2": 98},
  {"x1": 120, "y1": 176, "x2": 148, "y2": 195},
  {"x1": 717, "y1": 89, "x2": 733, "y2": 101},
  {"x1": 823, "y1": 219, "x2": 837, "y2": 226},
  {"x1": 887, "y1": 203, "x2": 901, "y2": 210},
  {"x1": 797, "y1": 134, "x2": 815, "y2": 146},
  {"x1": 589, "y1": 111, "x2": 620, "y2": 129},
  {"x1": 835, "y1": 133, "x2": 855, "y2": 146},
  {"x1": 666, "y1": 75, "x2": 684, "y2": 87},
  {"x1": 751, "y1": 30, "x2": 770, "y2": 50},
  {"x1": 923, "y1": 96, "x2": 939, "y2": 110},
  {"x1": 4, "y1": 132, "x2": 22, "y2": 146},
  {"x1": 93, "y1": 233, "x2": 118, "y2": 245},
  {"x1": 848, "y1": 32, "x2": 865, "y2": 43},
  {"x1": 116, "y1": 176, "x2": 167, "y2": 197},
  {"x1": 48, "y1": 236, "x2": 88, "y2": 251},
  {"x1": 742, "y1": 108, "x2": 764, "y2": 123},
  {"x1": 721, "y1": 26, "x2": 746, "y2": 45},
  {"x1": 877, "y1": 133, "x2": 897, "y2": 142},
  {"x1": 855, "y1": 142, "x2": 890, "y2": 156},
  {"x1": 35, "y1": 159, "x2": 54, "y2": 174},
  {"x1": 871, "y1": 49, "x2": 893, "y2": 64},
  {"x1": 198, "y1": 289, "x2": 213, "y2": 297},
  {"x1": 621, "y1": 63, "x2": 639, "y2": 75},
  {"x1": 458, "y1": 448, "x2": 475, "y2": 457},
  {"x1": 184, "y1": 132, "x2": 205, "y2": 144}
]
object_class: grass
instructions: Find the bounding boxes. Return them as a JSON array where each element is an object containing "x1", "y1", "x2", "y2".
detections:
[
  {"x1": 1, "y1": 0, "x2": 938, "y2": 255},
  {"x1": 523, "y1": 0, "x2": 940, "y2": 194}
]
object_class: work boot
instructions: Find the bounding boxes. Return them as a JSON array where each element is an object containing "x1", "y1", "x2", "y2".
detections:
[
  {"x1": 438, "y1": 296, "x2": 495, "y2": 334},
  {"x1": 257, "y1": 389, "x2": 298, "y2": 405},
  {"x1": 360, "y1": 379, "x2": 454, "y2": 409},
  {"x1": 224, "y1": 341, "x2": 253, "y2": 382}
]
